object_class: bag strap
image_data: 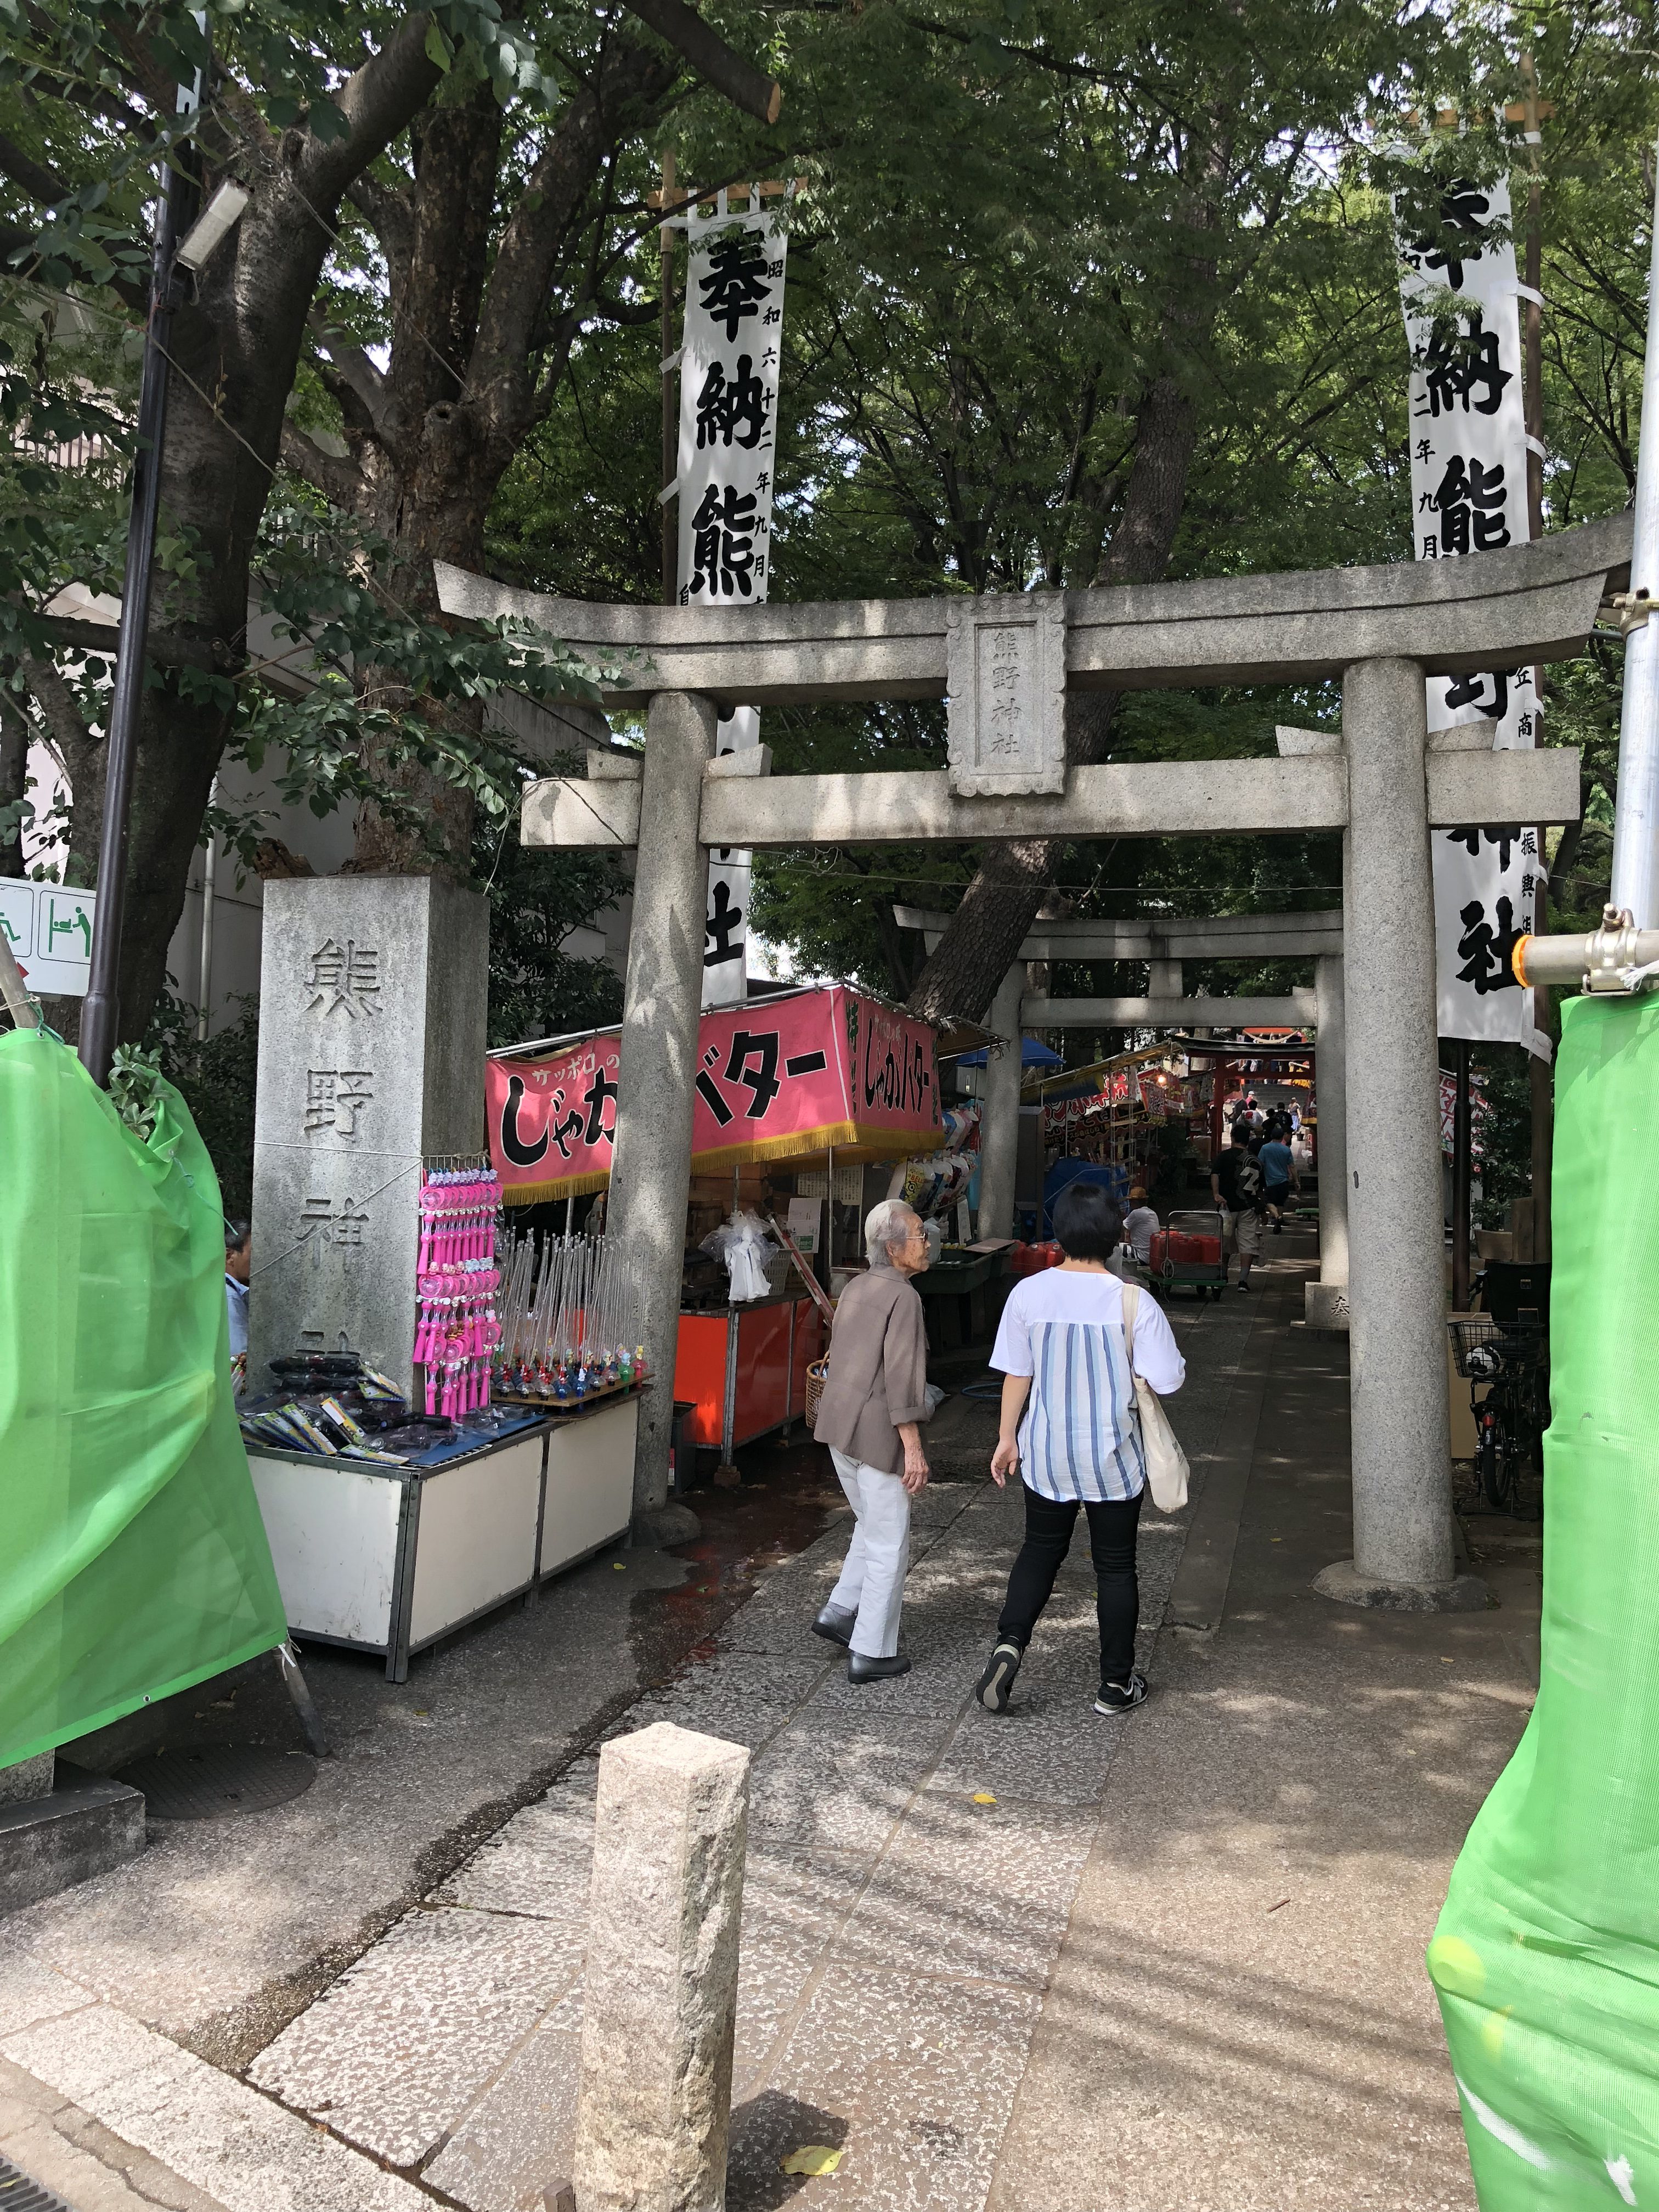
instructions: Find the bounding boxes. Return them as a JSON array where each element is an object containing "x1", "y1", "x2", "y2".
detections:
[{"x1": 1121, "y1": 1281, "x2": 1138, "y2": 1367}]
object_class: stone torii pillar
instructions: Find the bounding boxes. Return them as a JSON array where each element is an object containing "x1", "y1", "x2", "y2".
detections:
[
  {"x1": 1316, "y1": 659, "x2": 1477, "y2": 1607},
  {"x1": 975, "y1": 965, "x2": 1024, "y2": 1240},
  {"x1": 605, "y1": 693, "x2": 715, "y2": 1522},
  {"x1": 1308, "y1": 953, "x2": 1349, "y2": 1324}
]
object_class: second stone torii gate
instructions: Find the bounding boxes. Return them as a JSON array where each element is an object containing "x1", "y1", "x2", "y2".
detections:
[
  {"x1": 438, "y1": 514, "x2": 1626, "y2": 1609},
  {"x1": 891, "y1": 904, "x2": 1347, "y2": 1312}
]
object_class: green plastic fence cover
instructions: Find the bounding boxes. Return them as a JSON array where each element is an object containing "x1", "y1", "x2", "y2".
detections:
[
  {"x1": 1429, "y1": 991, "x2": 1659, "y2": 2207},
  {"x1": 0, "y1": 1026, "x2": 285, "y2": 1766}
]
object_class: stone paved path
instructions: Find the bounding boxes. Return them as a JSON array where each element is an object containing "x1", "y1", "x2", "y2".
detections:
[{"x1": 244, "y1": 1287, "x2": 1266, "y2": 2211}]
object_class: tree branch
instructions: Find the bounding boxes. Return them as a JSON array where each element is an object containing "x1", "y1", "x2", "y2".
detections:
[
  {"x1": 19, "y1": 611, "x2": 230, "y2": 673},
  {"x1": 307, "y1": 307, "x2": 393, "y2": 436},
  {"x1": 620, "y1": 0, "x2": 782, "y2": 122},
  {"x1": 0, "y1": 129, "x2": 71, "y2": 207},
  {"x1": 299, "y1": 14, "x2": 444, "y2": 208},
  {"x1": 280, "y1": 421, "x2": 368, "y2": 510},
  {"x1": 19, "y1": 651, "x2": 104, "y2": 873},
  {"x1": 470, "y1": 36, "x2": 676, "y2": 416},
  {"x1": 346, "y1": 170, "x2": 416, "y2": 302},
  {"x1": 592, "y1": 292, "x2": 662, "y2": 326}
]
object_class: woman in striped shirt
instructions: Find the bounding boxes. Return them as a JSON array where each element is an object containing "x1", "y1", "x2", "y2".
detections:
[{"x1": 975, "y1": 1183, "x2": 1185, "y2": 1717}]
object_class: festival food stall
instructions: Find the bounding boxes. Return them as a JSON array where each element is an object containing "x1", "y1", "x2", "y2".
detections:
[
  {"x1": 1033, "y1": 1045, "x2": 1205, "y2": 1187},
  {"x1": 487, "y1": 985, "x2": 946, "y2": 1473}
]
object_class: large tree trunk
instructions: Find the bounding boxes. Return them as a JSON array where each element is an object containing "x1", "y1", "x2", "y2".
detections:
[
  {"x1": 905, "y1": 375, "x2": 1199, "y2": 1025},
  {"x1": 340, "y1": 41, "x2": 678, "y2": 876},
  {"x1": 21, "y1": 21, "x2": 444, "y2": 1042},
  {"x1": 0, "y1": 672, "x2": 27, "y2": 881}
]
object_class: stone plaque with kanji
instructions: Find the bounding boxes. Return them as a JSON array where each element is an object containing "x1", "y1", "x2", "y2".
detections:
[
  {"x1": 249, "y1": 875, "x2": 488, "y2": 1400},
  {"x1": 945, "y1": 591, "x2": 1066, "y2": 798}
]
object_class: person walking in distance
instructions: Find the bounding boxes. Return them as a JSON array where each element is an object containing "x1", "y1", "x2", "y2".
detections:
[
  {"x1": 810, "y1": 1200, "x2": 934, "y2": 1681},
  {"x1": 1257, "y1": 1124, "x2": 1300, "y2": 1233},
  {"x1": 1211, "y1": 1124, "x2": 1266, "y2": 1290},
  {"x1": 1123, "y1": 1186, "x2": 1159, "y2": 1267},
  {"x1": 973, "y1": 1184, "x2": 1185, "y2": 1717}
]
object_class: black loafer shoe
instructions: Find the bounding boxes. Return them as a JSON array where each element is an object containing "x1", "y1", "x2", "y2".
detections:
[
  {"x1": 811, "y1": 1604, "x2": 856, "y2": 1649},
  {"x1": 847, "y1": 1651, "x2": 912, "y2": 1683}
]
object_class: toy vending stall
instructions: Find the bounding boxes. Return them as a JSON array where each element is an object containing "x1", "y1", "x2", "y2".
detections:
[
  {"x1": 1037, "y1": 1047, "x2": 1186, "y2": 1175},
  {"x1": 487, "y1": 986, "x2": 946, "y2": 1471}
]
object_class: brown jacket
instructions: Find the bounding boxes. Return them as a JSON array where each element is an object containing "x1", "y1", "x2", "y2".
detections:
[{"x1": 811, "y1": 1265, "x2": 930, "y2": 1475}]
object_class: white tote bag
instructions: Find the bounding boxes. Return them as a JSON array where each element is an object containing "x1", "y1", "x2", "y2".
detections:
[{"x1": 1121, "y1": 1284, "x2": 1189, "y2": 1513}]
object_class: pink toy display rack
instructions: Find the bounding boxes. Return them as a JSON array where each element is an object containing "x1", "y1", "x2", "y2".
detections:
[{"x1": 412, "y1": 1155, "x2": 502, "y2": 1419}]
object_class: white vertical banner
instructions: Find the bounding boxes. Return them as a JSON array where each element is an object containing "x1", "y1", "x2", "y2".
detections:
[
  {"x1": 673, "y1": 194, "x2": 788, "y2": 1009},
  {"x1": 1398, "y1": 171, "x2": 1550, "y2": 1057}
]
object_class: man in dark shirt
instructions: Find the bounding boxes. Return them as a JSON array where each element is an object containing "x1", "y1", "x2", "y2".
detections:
[{"x1": 1210, "y1": 1127, "x2": 1265, "y2": 1289}]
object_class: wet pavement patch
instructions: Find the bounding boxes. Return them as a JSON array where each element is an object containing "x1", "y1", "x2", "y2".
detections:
[{"x1": 114, "y1": 1744, "x2": 317, "y2": 1821}]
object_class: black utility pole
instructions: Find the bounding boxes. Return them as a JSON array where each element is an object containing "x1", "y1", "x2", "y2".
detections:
[{"x1": 78, "y1": 130, "x2": 200, "y2": 1086}]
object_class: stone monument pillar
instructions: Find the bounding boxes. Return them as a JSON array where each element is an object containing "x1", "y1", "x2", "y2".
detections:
[
  {"x1": 1305, "y1": 952, "x2": 1350, "y2": 1329},
  {"x1": 249, "y1": 875, "x2": 489, "y2": 1404},
  {"x1": 1318, "y1": 659, "x2": 1475, "y2": 1607},
  {"x1": 975, "y1": 964, "x2": 1025, "y2": 1242},
  {"x1": 606, "y1": 692, "x2": 716, "y2": 1518}
]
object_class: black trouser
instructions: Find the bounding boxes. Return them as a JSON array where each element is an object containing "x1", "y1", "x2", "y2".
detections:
[{"x1": 996, "y1": 1483, "x2": 1144, "y2": 1688}]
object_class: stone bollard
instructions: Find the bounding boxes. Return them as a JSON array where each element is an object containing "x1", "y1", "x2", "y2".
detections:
[{"x1": 573, "y1": 1723, "x2": 749, "y2": 2212}]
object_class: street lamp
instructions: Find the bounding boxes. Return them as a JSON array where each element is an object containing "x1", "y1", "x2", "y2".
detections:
[{"x1": 174, "y1": 180, "x2": 250, "y2": 276}]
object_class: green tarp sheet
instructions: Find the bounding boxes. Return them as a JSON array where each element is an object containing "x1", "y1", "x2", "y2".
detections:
[
  {"x1": 0, "y1": 1026, "x2": 286, "y2": 1767},
  {"x1": 1429, "y1": 991, "x2": 1659, "y2": 2206}
]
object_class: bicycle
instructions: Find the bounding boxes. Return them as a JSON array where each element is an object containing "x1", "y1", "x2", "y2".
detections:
[{"x1": 1448, "y1": 1316, "x2": 1545, "y2": 1515}]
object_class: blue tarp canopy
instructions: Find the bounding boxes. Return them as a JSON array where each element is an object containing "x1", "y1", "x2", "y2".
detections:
[{"x1": 956, "y1": 1036, "x2": 1063, "y2": 1069}]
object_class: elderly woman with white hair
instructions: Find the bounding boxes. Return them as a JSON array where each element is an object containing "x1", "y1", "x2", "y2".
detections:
[{"x1": 809, "y1": 1198, "x2": 934, "y2": 1681}]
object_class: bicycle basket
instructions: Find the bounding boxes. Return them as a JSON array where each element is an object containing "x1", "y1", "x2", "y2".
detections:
[{"x1": 1448, "y1": 1316, "x2": 1543, "y2": 1381}]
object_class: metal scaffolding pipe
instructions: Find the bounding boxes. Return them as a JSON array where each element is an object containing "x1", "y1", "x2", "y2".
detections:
[{"x1": 1608, "y1": 137, "x2": 1659, "y2": 928}]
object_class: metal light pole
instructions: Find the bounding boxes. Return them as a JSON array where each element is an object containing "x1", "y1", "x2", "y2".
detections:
[
  {"x1": 1607, "y1": 134, "x2": 1659, "y2": 929},
  {"x1": 77, "y1": 132, "x2": 200, "y2": 1086}
]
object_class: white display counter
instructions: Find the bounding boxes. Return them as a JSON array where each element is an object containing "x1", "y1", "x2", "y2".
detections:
[{"x1": 247, "y1": 1391, "x2": 640, "y2": 1681}]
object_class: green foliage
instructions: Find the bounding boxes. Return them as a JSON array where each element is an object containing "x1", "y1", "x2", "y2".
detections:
[
  {"x1": 206, "y1": 494, "x2": 616, "y2": 874},
  {"x1": 1469, "y1": 1043, "x2": 1534, "y2": 1231},
  {"x1": 145, "y1": 989, "x2": 261, "y2": 1216},
  {"x1": 106, "y1": 1040, "x2": 162, "y2": 1139},
  {"x1": 478, "y1": 822, "x2": 624, "y2": 1049}
]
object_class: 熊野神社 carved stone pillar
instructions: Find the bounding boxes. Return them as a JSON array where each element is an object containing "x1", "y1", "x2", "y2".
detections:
[
  {"x1": 1319, "y1": 660, "x2": 1480, "y2": 1610},
  {"x1": 250, "y1": 875, "x2": 488, "y2": 1403},
  {"x1": 606, "y1": 692, "x2": 716, "y2": 1517}
]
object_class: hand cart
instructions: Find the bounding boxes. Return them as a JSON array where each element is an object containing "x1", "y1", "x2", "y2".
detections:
[{"x1": 1154, "y1": 1209, "x2": 1229, "y2": 1302}]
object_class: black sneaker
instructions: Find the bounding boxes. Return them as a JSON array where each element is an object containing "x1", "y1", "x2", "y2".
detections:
[
  {"x1": 975, "y1": 1640, "x2": 1023, "y2": 1714},
  {"x1": 1093, "y1": 1672, "x2": 1148, "y2": 1714}
]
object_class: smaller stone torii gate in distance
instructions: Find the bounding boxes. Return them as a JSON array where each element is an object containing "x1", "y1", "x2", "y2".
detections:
[
  {"x1": 891, "y1": 903, "x2": 1347, "y2": 1316},
  {"x1": 438, "y1": 512, "x2": 1629, "y2": 1611}
]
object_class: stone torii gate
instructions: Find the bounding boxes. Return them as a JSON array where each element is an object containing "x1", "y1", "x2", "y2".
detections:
[
  {"x1": 891, "y1": 904, "x2": 1346, "y2": 1308},
  {"x1": 437, "y1": 514, "x2": 1627, "y2": 1609}
]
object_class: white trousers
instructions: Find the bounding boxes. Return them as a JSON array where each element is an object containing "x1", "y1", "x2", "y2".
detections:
[{"x1": 828, "y1": 1448, "x2": 911, "y2": 1658}]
